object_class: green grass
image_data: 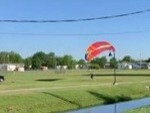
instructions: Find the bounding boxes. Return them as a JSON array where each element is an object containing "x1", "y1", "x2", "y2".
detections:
[
  {"x1": 125, "y1": 106, "x2": 150, "y2": 113},
  {"x1": 0, "y1": 69, "x2": 150, "y2": 113}
]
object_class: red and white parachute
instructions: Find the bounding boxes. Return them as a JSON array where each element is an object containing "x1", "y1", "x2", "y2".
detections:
[{"x1": 85, "y1": 41, "x2": 115, "y2": 62}]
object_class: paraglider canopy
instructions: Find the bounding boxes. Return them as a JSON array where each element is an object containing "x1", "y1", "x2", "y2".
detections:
[{"x1": 85, "y1": 41, "x2": 115, "y2": 62}]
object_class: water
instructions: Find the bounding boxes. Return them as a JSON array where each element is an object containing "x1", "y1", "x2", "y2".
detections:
[{"x1": 68, "y1": 97, "x2": 150, "y2": 113}]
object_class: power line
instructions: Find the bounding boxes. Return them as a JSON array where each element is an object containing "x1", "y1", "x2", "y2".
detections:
[
  {"x1": 0, "y1": 9, "x2": 150, "y2": 23},
  {"x1": 0, "y1": 30, "x2": 149, "y2": 36}
]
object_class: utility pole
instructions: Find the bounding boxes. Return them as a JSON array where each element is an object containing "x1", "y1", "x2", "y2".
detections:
[{"x1": 113, "y1": 52, "x2": 117, "y2": 85}]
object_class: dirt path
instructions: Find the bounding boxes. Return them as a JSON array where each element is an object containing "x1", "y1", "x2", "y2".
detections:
[{"x1": 0, "y1": 81, "x2": 149, "y2": 94}]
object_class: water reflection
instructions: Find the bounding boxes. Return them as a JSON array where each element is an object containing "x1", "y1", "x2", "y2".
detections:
[{"x1": 69, "y1": 97, "x2": 150, "y2": 113}]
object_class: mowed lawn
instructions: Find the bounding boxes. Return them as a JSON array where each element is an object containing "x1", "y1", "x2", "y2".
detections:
[
  {"x1": 125, "y1": 105, "x2": 150, "y2": 113},
  {"x1": 0, "y1": 69, "x2": 150, "y2": 113}
]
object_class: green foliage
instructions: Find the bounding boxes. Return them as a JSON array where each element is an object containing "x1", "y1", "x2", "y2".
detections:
[
  {"x1": 145, "y1": 58, "x2": 150, "y2": 63},
  {"x1": 31, "y1": 52, "x2": 57, "y2": 69},
  {"x1": 98, "y1": 57, "x2": 107, "y2": 68},
  {"x1": 62, "y1": 55, "x2": 76, "y2": 69},
  {"x1": 90, "y1": 63, "x2": 100, "y2": 69},
  {"x1": 56, "y1": 56, "x2": 64, "y2": 65},
  {"x1": 125, "y1": 106, "x2": 150, "y2": 113},
  {"x1": 0, "y1": 51, "x2": 23, "y2": 63},
  {"x1": 9, "y1": 51, "x2": 23, "y2": 63},
  {"x1": 78, "y1": 59, "x2": 86, "y2": 69},
  {"x1": 24, "y1": 57, "x2": 32, "y2": 70},
  {"x1": 56, "y1": 55, "x2": 76, "y2": 69},
  {"x1": 32, "y1": 51, "x2": 47, "y2": 66},
  {"x1": 91, "y1": 56, "x2": 107, "y2": 68},
  {"x1": 0, "y1": 51, "x2": 148, "y2": 71},
  {"x1": 122, "y1": 56, "x2": 134, "y2": 62},
  {"x1": 46, "y1": 52, "x2": 56, "y2": 69},
  {"x1": 0, "y1": 52, "x2": 9, "y2": 63},
  {"x1": 32, "y1": 56, "x2": 41, "y2": 69},
  {"x1": 78, "y1": 59, "x2": 86, "y2": 65},
  {"x1": 110, "y1": 57, "x2": 117, "y2": 68}
]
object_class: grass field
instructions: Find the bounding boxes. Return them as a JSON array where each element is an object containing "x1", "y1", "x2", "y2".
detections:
[
  {"x1": 0, "y1": 69, "x2": 150, "y2": 113},
  {"x1": 125, "y1": 105, "x2": 150, "y2": 113}
]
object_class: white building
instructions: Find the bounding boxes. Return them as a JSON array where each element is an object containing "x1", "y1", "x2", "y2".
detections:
[
  {"x1": 118, "y1": 62, "x2": 132, "y2": 70},
  {"x1": 118, "y1": 62, "x2": 150, "y2": 70},
  {"x1": 0, "y1": 64, "x2": 25, "y2": 72},
  {"x1": 148, "y1": 63, "x2": 150, "y2": 69}
]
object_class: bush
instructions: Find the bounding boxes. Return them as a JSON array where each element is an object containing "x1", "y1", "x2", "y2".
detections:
[{"x1": 90, "y1": 63, "x2": 100, "y2": 69}]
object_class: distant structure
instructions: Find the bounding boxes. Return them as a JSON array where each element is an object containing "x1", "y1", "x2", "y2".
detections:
[
  {"x1": 55, "y1": 65, "x2": 67, "y2": 73},
  {"x1": 41, "y1": 66, "x2": 48, "y2": 71},
  {"x1": 118, "y1": 62, "x2": 150, "y2": 70},
  {"x1": 0, "y1": 64, "x2": 25, "y2": 72},
  {"x1": 118, "y1": 62, "x2": 132, "y2": 70}
]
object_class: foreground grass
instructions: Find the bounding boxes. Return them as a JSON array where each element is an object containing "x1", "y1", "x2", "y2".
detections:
[
  {"x1": 125, "y1": 106, "x2": 150, "y2": 113},
  {"x1": 0, "y1": 69, "x2": 150, "y2": 113}
]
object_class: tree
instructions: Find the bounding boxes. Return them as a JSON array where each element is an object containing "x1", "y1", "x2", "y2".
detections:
[
  {"x1": 31, "y1": 51, "x2": 47, "y2": 69},
  {"x1": 56, "y1": 56, "x2": 63, "y2": 66},
  {"x1": 32, "y1": 57, "x2": 41, "y2": 69},
  {"x1": 55, "y1": 55, "x2": 76, "y2": 69},
  {"x1": 145, "y1": 58, "x2": 150, "y2": 63},
  {"x1": 24, "y1": 57, "x2": 32, "y2": 70},
  {"x1": 122, "y1": 56, "x2": 134, "y2": 62},
  {"x1": 0, "y1": 51, "x2": 23, "y2": 63},
  {"x1": 62, "y1": 55, "x2": 76, "y2": 69},
  {"x1": 110, "y1": 57, "x2": 117, "y2": 68},
  {"x1": 0, "y1": 52, "x2": 9, "y2": 63},
  {"x1": 78, "y1": 59, "x2": 86, "y2": 68},
  {"x1": 46, "y1": 52, "x2": 56, "y2": 69},
  {"x1": 98, "y1": 56, "x2": 107, "y2": 68},
  {"x1": 90, "y1": 63, "x2": 100, "y2": 69},
  {"x1": 91, "y1": 56, "x2": 107, "y2": 68},
  {"x1": 9, "y1": 51, "x2": 23, "y2": 63}
]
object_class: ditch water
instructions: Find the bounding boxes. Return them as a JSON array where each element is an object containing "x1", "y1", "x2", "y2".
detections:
[{"x1": 68, "y1": 97, "x2": 150, "y2": 113}]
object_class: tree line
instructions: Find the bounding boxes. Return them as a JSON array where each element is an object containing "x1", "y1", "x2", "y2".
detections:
[
  {"x1": 0, "y1": 51, "x2": 149, "y2": 70},
  {"x1": 0, "y1": 51, "x2": 78, "y2": 70}
]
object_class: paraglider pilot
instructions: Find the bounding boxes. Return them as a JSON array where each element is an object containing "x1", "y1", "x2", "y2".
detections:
[{"x1": 90, "y1": 72, "x2": 94, "y2": 79}]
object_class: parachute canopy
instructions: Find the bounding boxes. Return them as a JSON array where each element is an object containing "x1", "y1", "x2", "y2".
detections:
[{"x1": 85, "y1": 41, "x2": 115, "y2": 62}]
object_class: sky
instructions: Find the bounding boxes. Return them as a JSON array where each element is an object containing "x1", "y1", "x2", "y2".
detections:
[{"x1": 0, "y1": 0, "x2": 150, "y2": 60}]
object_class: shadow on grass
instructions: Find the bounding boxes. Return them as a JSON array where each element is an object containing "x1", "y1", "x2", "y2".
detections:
[
  {"x1": 43, "y1": 92, "x2": 82, "y2": 108},
  {"x1": 83, "y1": 74, "x2": 150, "y2": 77},
  {"x1": 36, "y1": 78, "x2": 62, "y2": 82},
  {"x1": 88, "y1": 91, "x2": 132, "y2": 104}
]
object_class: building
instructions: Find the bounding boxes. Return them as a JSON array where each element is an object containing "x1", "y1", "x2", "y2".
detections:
[
  {"x1": 118, "y1": 62, "x2": 132, "y2": 70},
  {"x1": 41, "y1": 66, "x2": 48, "y2": 71},
  {"x1": 0, "y1": 64, "x2": 25, "y2": 72},
  {"x1": 118, "y1": 62, "x2": 150, "y2": 70}
]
